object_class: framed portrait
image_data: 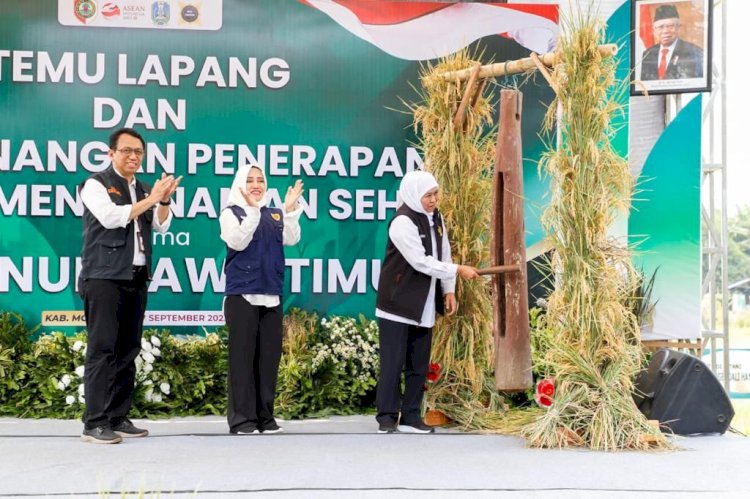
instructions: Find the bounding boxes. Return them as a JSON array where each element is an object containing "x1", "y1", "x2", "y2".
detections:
[{"x1": 630, "y1": 0, "x2": 712, "y2": 95}]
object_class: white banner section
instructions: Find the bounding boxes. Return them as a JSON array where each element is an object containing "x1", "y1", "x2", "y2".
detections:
[{"x1": 58, "y1": 0, "x2": 222, "y2": 31}]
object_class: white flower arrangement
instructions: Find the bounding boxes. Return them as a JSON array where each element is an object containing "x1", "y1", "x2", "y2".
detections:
[
  {"x1": 52, "y1": 334, "x2": 87, "y2": 409},
  {"x1": 55, "y1": 370, "x2": 84, "y2": 408},
  {"x1": 135, "y1": 335, "x2": 170, "y2": 404},
  {"x1": 311, "y1": 316, "x2": 379, "y2": 380}
]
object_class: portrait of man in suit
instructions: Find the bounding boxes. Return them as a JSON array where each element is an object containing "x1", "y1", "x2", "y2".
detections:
[{"x1": 640, "y1": 4, "x2": 704, "y2": 81}]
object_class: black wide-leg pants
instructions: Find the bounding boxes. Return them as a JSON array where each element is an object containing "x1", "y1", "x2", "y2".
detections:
[
  {"x1": 81, "y1": 267, "x2": 148, "y2": 429},
  {"x1": 375, "y1": 317, "x2": 432, "y2": 426},
  {"x1": 224, "y1": 295, "x2": 283, "y2": 432}
]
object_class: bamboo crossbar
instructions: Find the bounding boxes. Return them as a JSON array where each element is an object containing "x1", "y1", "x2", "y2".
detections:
[
  {"x1": 477, "y1": 264, "x2": 521, "y2": 276},
  {"x1": 428, "y1": 44, "x2": 618, "y2": 83}
]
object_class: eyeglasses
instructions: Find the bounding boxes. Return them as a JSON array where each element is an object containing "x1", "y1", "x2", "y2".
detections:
[{"x1": 115, "y1": 148, "x2": 145, "y2": 157}]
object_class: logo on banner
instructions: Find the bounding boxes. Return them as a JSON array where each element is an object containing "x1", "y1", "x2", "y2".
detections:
[
  {"x1": 179, "y1": 2, "x2": 200, "y2": 24},
  {"x1": 151, "y1": 0, "x2": 170, "y2": 25},
  {"x1": 122, "y1": 1, "x2": 146, "y2": 22},
  {"x1": 74, "y1": 0, "x2": 98, "y2": 24},
  {"x1": 101, "y1": 2, "x2": 121, "y2": 19}
]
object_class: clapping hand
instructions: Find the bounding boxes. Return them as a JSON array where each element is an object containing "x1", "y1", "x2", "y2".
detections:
[
  {"x1": 284, "y1": 179, "x2": 304, "y2": 213},
  {"x1": 160, "y1": 172, "x2": 182, "y2": 202},
  {"x1": 151, "y1": 173, "x2": 182, "y2": 204}
]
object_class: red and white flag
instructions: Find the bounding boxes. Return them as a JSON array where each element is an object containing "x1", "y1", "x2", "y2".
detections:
[{"x1": 299, "y1": 0, "x2": 559, "y2": 61}]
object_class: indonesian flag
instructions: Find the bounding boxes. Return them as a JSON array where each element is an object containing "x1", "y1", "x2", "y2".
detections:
[
  {"x1": 638, "y1": 4, "x2": 654, "y2": 48},
  {"x1": 299, "y1": 0, "x2": 559, "y2": 61}
]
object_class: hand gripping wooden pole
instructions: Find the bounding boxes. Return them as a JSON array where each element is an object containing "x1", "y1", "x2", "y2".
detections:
[{"x1": 491, "y1": 89, "x2": 532, "y2": 392}]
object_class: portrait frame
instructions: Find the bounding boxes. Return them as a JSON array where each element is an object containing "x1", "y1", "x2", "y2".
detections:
[{"x1": 630, "y1": 0, "x2": 712, "y2": 96}]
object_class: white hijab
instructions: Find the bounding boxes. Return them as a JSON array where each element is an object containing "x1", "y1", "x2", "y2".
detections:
[
  {"x1": 398, "y1": 170, "x2": 439, "y2": 216},
  {"x1": 227, "y1": 164, "x2": 268, "y2": 210}
]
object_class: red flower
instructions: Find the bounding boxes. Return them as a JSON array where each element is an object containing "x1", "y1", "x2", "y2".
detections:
[
  {"x1": 534, "y1": 393, "x2": 553, "y2": 407},
  {"x1": 426, "y1": 362, "x2": 441, "y2": 383},
  {"x1": 537, "y1": 379, "x2": 555, "y2": 397},
  {"x1": 534, "y1": 378, "x2": 555, "y2": 408}
]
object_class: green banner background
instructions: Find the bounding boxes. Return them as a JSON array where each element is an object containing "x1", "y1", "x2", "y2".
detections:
[
  {"x1": 1, "y1": 0, "x2": 555, "y2": 331},
  {"x1": 0, "y1": 1, "x2": 701, "y2": 339}
]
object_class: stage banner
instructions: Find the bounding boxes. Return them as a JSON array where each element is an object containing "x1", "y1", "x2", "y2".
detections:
[
  {"x1": 0, "y1": 0, "x2": 558, "y2": 331},
  {"x1": 630, "y1": 95, "x2": 702, "y2": 340}
]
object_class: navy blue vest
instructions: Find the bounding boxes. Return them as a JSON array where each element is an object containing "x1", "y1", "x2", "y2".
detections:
[{"x1": 223, "y1": 205, "x2": 285, "y2": 296}]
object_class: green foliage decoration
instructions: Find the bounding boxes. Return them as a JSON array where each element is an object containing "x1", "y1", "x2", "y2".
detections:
[{"x1": 0, "y1": 310, "x2": 379, "y2": 420}]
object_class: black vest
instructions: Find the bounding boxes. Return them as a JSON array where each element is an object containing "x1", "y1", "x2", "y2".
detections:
[
  {"x1": 376, "y1": 205, "x2": 445, "y2": 322},
  {"x1": 79, "y1": 166, "x2": 154, "y2": 281}
]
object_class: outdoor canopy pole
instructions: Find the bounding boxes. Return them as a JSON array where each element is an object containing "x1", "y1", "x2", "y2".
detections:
[{"x1": 427, "y1": 44, "x2": 618, "y2": 83}]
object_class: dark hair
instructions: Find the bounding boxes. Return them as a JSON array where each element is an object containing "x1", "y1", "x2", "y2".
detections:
[{"x1": 108, "y1": 128, "x2": 146, "y2": 150}]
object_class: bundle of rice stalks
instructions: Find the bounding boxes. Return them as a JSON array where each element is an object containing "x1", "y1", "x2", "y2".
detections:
[
  {"x1": 521, "y1": 8, "x2": 670, "y2": 450},
  {"x1": 408, "y1": 49, "x2": 504, "y2": 428}
]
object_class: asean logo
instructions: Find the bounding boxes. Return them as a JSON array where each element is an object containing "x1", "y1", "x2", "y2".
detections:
[
  {"x1": 151, "y1": 0, "x2": 171, "y2": 26},
  {"x1": 74, "y1": 0, "x2": 98, "y2": 24}
]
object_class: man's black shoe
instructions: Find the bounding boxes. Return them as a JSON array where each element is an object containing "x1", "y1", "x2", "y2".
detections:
[
  {"x1": 397, "y1": 420, "x2": 435, "y2": 434},
  {"x1": 111, "y1": 418, "x2": 149, "y2": 438},
  {"x1": 230, "y1": 425, "x2": 260, "y2": 435},
  {"x1": 81, "y1": 426, "x2": 123, "y2": 444},
  {"x1": 377, "y1": 421, "x2": 398, "y2": 434},
  {"x1": 260, "y1": 420, "x2": 284, "y2": 434}
]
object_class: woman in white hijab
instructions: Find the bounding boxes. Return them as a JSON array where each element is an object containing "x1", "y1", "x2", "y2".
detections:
[
  {"x1": 219, "y1": 164, "x2": 304, "y2": 435},
  {"x1": 375, "y1": 170, "x2": 478, "y2": 434}
]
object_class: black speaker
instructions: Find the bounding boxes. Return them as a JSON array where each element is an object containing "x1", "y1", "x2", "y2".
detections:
[{"x1": 634, "y1": 348, "x2": 734, "y2": 435}]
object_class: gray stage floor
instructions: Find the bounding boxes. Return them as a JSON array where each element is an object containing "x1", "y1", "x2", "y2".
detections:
[{"x1": 1, "y1": 415, "x2": 749, "y2": 498}]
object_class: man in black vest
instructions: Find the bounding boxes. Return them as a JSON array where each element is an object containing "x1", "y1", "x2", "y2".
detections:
[{"x1": 78, "y1": 128, "x2": 181, "y2": 444}]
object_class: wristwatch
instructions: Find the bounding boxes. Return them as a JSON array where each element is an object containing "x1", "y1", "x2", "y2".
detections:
[{"x1": 159, "y1": 200, "x2": 171, "y2": 206}]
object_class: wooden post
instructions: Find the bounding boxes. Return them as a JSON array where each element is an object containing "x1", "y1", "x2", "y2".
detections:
[
  {"x1": 492, "y1": 89, "x2": 532, "y2": 392},
  {"x1": 452, "y1": 63, "x2": 482, "y2": 130}
]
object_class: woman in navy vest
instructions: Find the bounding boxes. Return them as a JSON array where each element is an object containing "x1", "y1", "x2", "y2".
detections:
[
  {"x1": 220, "y1": 164, "x2": 304, "y2": 434},
  {"x1": 375, "y1": 170, "x2": 479, "y2": 433}
]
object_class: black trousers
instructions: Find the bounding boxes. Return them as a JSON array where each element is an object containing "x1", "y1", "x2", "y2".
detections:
[
  {"x1": 375, "y1": 317, "x2": 432, "y2": 425},
  {"x1": 224, "y1": 295, "x2": 283, "y2": 432},
  {"x1": 80, "y1": 267, "x2": 148, "y2": 429}
]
